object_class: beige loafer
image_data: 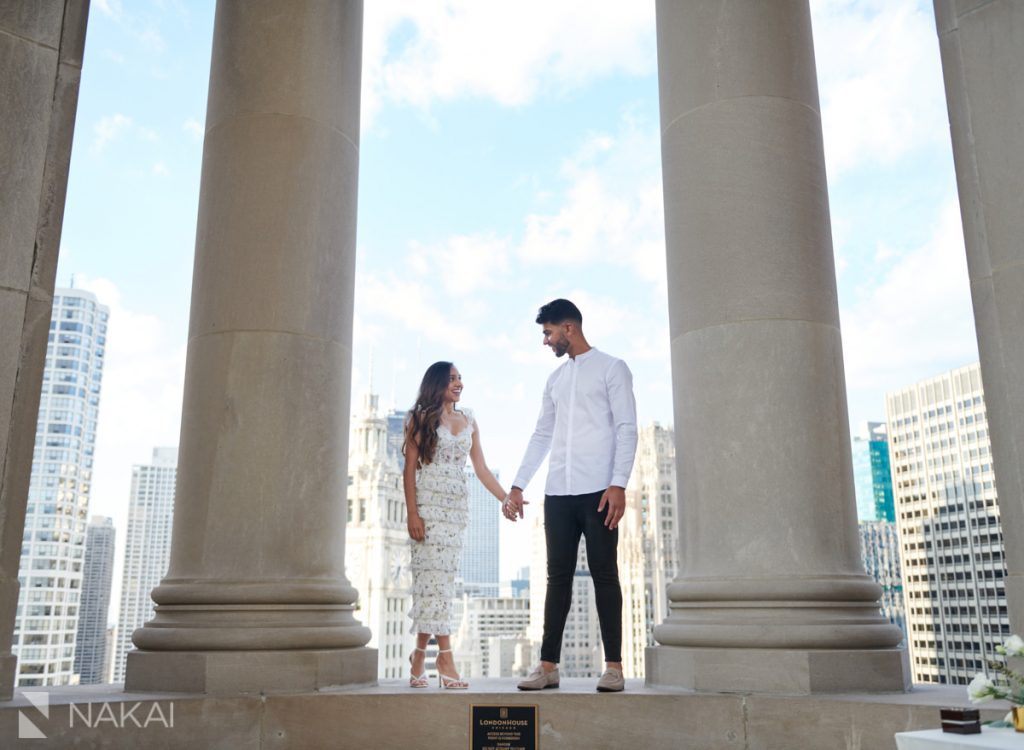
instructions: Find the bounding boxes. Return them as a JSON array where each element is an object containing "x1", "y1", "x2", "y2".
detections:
[
  {"x1": 596, "y1": 668, "x2": 624, "y2": 692},
  {"x1": 517, "y1": 665, "x2": 559, "y2": 691}
]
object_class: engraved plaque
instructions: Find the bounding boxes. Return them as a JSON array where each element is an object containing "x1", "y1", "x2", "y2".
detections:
[{"x1": 470, "y1": 704, "x2": 537, "y2": 750}]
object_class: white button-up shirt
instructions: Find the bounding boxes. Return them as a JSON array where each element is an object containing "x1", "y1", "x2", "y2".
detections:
[{"x1": 513, "y1": 348, "x2": 638, "y2": 496}]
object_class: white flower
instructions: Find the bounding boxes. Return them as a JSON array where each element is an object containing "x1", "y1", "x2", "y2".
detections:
[
  {"x1": 1003, "y1": 635, "x2": 1024, "y2": 658},
  {"x1": 968, "y1": 673, "x2": 997, "y2": 703}
]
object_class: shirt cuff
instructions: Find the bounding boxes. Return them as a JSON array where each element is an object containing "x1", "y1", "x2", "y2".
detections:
[{"x1": 610, "y1": 475, "x2": 629, "y2": 489}]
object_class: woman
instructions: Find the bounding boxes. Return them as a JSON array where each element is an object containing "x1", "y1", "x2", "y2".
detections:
[{"x1": 403, "y1": 361, "x2": 508, "y2": 689}]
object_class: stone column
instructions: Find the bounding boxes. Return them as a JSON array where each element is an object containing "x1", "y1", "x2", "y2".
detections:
[
  {"x1": 0, "y1": 0, "x2": 89, "y2": 701},
  {"x1": 125, "y1": 0, "x2": 373, "y2": 693},
  {"x1": 646, "y1": 0, "x2": 909, "y2": 693},
  {"x1": 933, "y1": 0, "x2": 1024, "y2": 633}
]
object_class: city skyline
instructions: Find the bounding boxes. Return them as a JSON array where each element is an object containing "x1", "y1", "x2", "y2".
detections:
[{"x1": 57, "y1": 0, "x2": 978, "y2": 589}]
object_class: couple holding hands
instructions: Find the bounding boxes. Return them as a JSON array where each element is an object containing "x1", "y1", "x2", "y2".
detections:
[{"x1": 402, "y1": 299, "x2": 638, "y2": 693}]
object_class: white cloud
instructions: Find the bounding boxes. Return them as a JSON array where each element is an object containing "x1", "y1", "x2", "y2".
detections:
[
  {"x1": 355, "y1": 272, "x2": 475, "y2": 352},
  {"x1": 94, "y1": 0, "x2": 123, "y2": 20},
  {"x1": 92, "y1": 113, "x2": 133, "y2": 152},
  {"x1": 139, "y1": 26, "x2": 166, "y2": 54},
  {"x1": 840, "y1": 200, "x2": 978, "y2": 419},
  {"x1": 152, "y1": 161, "x2": 169, "y2": 176},
  {"x1": 517, "y1": 118, "x2": 666, "y2": 290},
  {"x1": 811, "y1": 0, "x2": 949, "y2": 176},
  {"x1": 361, "y1": 0, "x2": 655, "y2": 126},
  {"x1": 102, "y1": 48, "x2": 126, "y2": 64},
  {"x1": 93, "y1": 0, "x2": 167, "y2": 58},
  {"x1": 182, "y1": 117, "x2": 204, "y2": 142},
  {"x1": 407, "y1": 233, "x2": 511, "y2": 295}
]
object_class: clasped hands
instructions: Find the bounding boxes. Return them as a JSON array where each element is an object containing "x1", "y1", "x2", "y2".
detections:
[{"x1": 502, "y1": 488, "x2": 528, "y2": 521}]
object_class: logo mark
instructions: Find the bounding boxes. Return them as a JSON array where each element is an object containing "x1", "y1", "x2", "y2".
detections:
[
  {"x1": 499, "y1": 707, "x2": 509, "y2": 719},
  {"x1": 19, "y1": 691, "x2": 49, "y2": 739}
]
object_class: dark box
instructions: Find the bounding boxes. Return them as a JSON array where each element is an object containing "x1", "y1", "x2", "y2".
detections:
[{"x1": 939, "y1": 707, "x2": 981, "y2": 734}]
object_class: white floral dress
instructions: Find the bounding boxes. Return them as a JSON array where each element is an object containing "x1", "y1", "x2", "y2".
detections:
[{"x1": 408, "y1": 408, "x2": 473, "y2": 635}]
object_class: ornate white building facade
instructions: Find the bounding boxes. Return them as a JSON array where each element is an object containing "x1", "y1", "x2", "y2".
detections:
[{"x1": 344, "y1": 393, "x2": 411, "y2": 680}]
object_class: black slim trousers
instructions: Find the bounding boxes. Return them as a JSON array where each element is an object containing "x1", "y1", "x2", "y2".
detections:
[{"x1": 540, "y1": 489, "x2": 622, "y2": 664}]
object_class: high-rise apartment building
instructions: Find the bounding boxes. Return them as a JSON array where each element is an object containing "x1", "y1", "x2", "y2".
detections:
[
  {"x1": 113, "y1": 447, "x2": 177, "y2": 682},
  {"x1": 74, "y1": 516, "x2": 116, "y2": 684},
  {"x1": 887, "y1": 363, "x2": 1007, "y2": 685},
  {"x1": 345, "y1": 393, "x2": 411, "y2": 679},
  {"x1": 13, "y1": 288, "x2": 108, "y2": 686},
  {"x1": 461, "y1": 470, "x2": 500, "y2": 597}
]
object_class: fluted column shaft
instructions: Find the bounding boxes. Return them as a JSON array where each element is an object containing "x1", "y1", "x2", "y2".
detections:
[
  {"x1": 934, "y1": 0, "x2": 1024, "y2": 632},
  {"x1": 125, "y1": 0, "x2": 372, "y2": 693},
  {"x1": 647, "y1": 0, "x2": 907, "y2": 692}
]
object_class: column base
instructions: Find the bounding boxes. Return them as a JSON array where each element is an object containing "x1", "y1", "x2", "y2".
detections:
[
  {"x1": 645, "y1": 645, "x2": 910, "y2": 694},
  {"x1": 0, "y1": 653, "x2": 15, "y2": 700},
  {"x1": 124, "y1": 648, "x2": 377, "y2": 695}
]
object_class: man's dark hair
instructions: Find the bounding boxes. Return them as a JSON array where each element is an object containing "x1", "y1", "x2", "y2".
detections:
[{"x1": 535, "y1": 299, "x2": 582, "y2": 325}]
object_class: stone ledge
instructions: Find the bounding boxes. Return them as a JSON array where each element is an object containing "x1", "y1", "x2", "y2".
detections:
[
  {"x1": 646, "y1": 645, "x2": 912, "y2": 693},
  {"x1": 124, "y1": 647, "x2": 377, "y2": 694},
  {"x1": 0, "y1": 681, "x2": 1009, "y2": 749}
]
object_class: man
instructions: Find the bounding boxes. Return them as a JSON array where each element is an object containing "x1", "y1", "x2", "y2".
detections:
[{"x1": 505, "y1": 298, "x2": 638, "y2": 693}]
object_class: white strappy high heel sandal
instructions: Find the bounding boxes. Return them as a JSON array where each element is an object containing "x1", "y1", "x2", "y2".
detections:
[
  {"x1": 436, "y1": 648, "x2": 468, "y2": 690},
  {"x1": 408, "y1": 647, "x2": 429, "y2": 688}
]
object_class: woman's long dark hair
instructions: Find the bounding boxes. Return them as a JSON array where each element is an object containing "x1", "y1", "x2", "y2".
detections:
[{"x1": 404, "y1": 361, "x2": 455, "y2": 467}]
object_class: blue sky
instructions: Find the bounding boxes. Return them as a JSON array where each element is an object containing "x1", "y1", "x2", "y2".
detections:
[{"x1": 61, "y1": 1, "x2": 979, "y2": 605}]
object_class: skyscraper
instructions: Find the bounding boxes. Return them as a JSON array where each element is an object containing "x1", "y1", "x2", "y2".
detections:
[
  {"x1": 851, "y1": 421, "x2": 895, "y2": 522},
  {"x1": 859, "y1": 521, "x2": 906, "y2": 640},
  {"x1": 74, "y1": 516, "x2": 116, "y2": 684},
  {"x1": 13, "y1": 288, "x2": 108, "y2": 687},
  {"x1": 869, "y1": 425, "x2": 896, "y2": 523},
  {"x1": 385, "y1": 408, "x2": 408, "y2": 469},
  {"x1": 113, "y1": 447, "x2": 177, "y2": 682},
  {"x1": 345, "y1": 393, "x2": 411, "y2": 679},
  {"x1": 460, "y1": 469, "x2": 500, "y2": 597},
  {"x1": 625, "y1": 422, "x2": 679, "y2": 673},
  {"x1": 852, "y1": 429, "x2": 877, "y2": 522},
  {"x1": 887, "y1": 363, "x2": 1007, "y2": 685}
]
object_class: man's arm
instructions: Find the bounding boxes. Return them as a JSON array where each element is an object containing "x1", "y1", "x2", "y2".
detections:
[
  {"x1": 506, "y1": 376, "x2": 556, "y2": 519},
  {"x1": 607, "y1": 358, "x2": 638, "y2": 489},
  {"x1": 599, "y1": 359, "x2": 638, "y2": 529}
]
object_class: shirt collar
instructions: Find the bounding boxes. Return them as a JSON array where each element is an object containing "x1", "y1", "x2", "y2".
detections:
[{"x1": 571, "y1": 347, "x2": 598, "y2": 363}]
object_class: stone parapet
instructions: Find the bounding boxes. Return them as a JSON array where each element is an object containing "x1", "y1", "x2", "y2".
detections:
[{"x1": 0, "y1": 681, "x2": 1007, "y2": 749}]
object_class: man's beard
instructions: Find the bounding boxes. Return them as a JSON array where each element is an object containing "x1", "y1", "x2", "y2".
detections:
[{"x1": 552, "y1": 340, "x2": 569, "y2": 357}]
